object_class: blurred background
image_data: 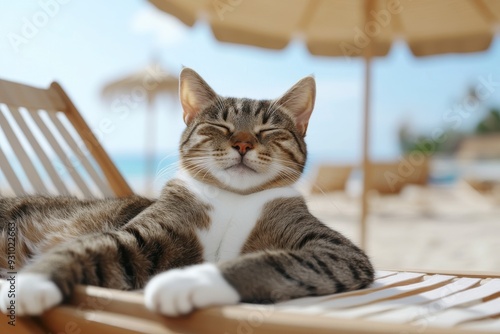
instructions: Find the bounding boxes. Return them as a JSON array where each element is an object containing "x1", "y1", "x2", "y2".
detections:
[{"x1": 0, "y1": 0, "x2": 499, "y2": 272}]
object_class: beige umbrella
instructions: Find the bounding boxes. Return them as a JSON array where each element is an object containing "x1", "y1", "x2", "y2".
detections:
[
  {"x1": 148, "y1": 0, "x2": 500, "y2": 248},
  {"x1": 101, "y1": 62, "x2": 179, "y2": 194}
]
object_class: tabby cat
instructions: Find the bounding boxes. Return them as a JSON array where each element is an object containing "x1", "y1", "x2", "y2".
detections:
[{"x1": 0, "y1": 68, "x2": 374, "y2": 316}]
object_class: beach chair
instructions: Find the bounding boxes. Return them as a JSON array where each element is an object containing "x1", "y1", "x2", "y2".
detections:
[
  {"x1": 0, "y1": 78, "x2": 132, "y2": 198},
  {"x1": 367, "y1": 160, "x2": 429, "y2": 195},
  {"x1": 310, "y1": 164, "x2": 353, "y2": 194},
  {"x1": 1, "y1": 80, "x2": 499, "y2": 333},
  {"x1": 1, "y1": 269, "x2": 499, "y2": 333}
]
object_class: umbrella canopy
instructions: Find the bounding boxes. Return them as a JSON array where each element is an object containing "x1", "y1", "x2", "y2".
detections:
[
  {"x1": 101, "y1": 62, "x2": 179, "y2": 194},
  {"x1": 148, "y1": 0, "x2": 500, "y2": 248},
  {"x1": 148, "y1": 0, "x2": 500, "y2": 57},
  {"x1": 102, "y1": 62, "x2": 178, "y2": 103}
]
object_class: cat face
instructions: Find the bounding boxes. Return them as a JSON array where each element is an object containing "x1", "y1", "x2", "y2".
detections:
[{"x1": 178, "y1": 68, "x2": 316, "y2": 194}]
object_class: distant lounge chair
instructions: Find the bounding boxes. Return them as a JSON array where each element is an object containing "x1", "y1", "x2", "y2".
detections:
[
  {"x1": 367, "y1": 159, "x2": 429, "y2": 195},
  {"x1": 457, "y1": 134, "x2": 500, "y2": 160},
  {"x1": 311, "y1": 159, "x2": 429, "y2": 195},
  {"x1": 310, "y1": 164, "x2": 353, "y2": 193},
  {"x1": 457, "y1": 134, "x2": 500, "y2": 196},
  {"x1": 1, "y1": 80, "x2": 499, "y2": 334}
]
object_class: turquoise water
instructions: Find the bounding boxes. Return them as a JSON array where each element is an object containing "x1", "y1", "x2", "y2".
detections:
[{"x1": 111, "y1": 152, "x2": 500, "y2": 196}]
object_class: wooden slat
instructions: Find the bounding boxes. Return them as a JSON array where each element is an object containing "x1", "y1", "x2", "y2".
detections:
[
  {"x1": 281, "y1": 275, "x2": 455, "y2": 315},
  {"x1": 327, "y1": 277, "x2": 480, "y2": 319},
  {"x1": 29, "y1": 110, "x2": 94, "y2": 198},
  {"x1": 0, "y1": 108, "x2": 48, "y2": 194},
  {"x1": 389, "y1": 268, "x2": 500, "y2": 279},
  {"x1": 0, "y1": 145, "x2": 25, "y2": 195},
  {"x1": 370, "y1": 272, "x2": 426, "y2": 289},
  {"x1": 0, "y1": 78, "x2": 67, "y2": 111},
  {"x1": 0, "y1": 317, "x2": 48, "y2": 334},
  {"x1": 374, "y1": 271, "x2": 397, "y2": 280},
  {"x1": 48, "y1": 112, "x2": 114, "y2": 197},
  {"x1": 370, "y1": 279, "x2": 500, "y2": 324},
  {"x1": 418, "y1": 279, "x2": 500, "y2": 309},
  {"x1": 276, "y1": 272, "x2": 426, "y2": 309},
  {"x1": 9, "y1": 106, "x2": 70, "y2": 195},
  {"x1": 41, "y1": 307, "x2": 173, "y2": 334},
  {"x1": 50, "y1": 82, "x2": 133, "y2": 198},
  {"x1": 461, "y1": 318, "x2": 500, "y2": 332},
  {"x1": 428, "y1": 297, "x2": 500, "y2": 327}
]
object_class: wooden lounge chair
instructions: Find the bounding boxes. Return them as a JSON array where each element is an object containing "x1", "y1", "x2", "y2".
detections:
[
  {"x1": 0, "y1": 78, "x2": 132, "y2": 198},
  {"x1": 1, "y1": 269, "x2": 499, "y2": 333},
  {"x1": 1, "y1": 80, "x2": 499, "y2": 333}
]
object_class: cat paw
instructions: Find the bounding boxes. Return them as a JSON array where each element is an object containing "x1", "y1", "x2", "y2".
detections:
[
  {"x1": 144, "y1": 263, "x2": 240, "y2": 316},
  {"x1": 0, "y1": 274, "x2": 63, "y2": 316}
]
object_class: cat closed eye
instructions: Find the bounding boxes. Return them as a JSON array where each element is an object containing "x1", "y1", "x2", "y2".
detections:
[
  {"x1": 258, "y1": 128, "x2": 280, "y2": 137},
  {"x1": 208, "y1": 123, "x2": 232, "y2": 134}
]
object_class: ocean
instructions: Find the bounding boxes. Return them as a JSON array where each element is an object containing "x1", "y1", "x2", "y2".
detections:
[
  {"x1": 1, "y1": 151, "x2": 498, "y2": 197},
  {"x1": 113, "y1": 152, "x2": 500, "y2": 197}
]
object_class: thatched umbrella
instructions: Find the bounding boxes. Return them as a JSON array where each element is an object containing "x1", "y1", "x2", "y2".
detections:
[
  {"x1": 148, "y1": 0, "x2": 500, "y2": 248},
  {"x1": 101, "y1": 62, "x2": 178, "y2": 193}
]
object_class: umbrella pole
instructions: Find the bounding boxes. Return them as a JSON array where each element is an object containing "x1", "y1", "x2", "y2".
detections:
[
  {"x1": 146, "y1": 96, "x2": 156, "y2": 195},
  {"x1": 361, "y1": 52, "x2": 372, "y2": 250}
]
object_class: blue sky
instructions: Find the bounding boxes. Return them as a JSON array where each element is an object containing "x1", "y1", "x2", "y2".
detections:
[{"x1": 1, "y1": 0, "x2": 500, "y2": 166}]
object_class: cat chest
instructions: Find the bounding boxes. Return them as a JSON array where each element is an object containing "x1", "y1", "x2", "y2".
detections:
[
  {"x1": 196, "y1": 197, "x2": 261, "y2": 263},
  {"x1": 194, "y1": 187, "x2": 300, "y2": 263}
]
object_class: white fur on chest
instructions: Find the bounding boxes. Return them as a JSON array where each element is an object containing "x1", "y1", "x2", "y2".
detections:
[{"x1": 177, "y1": 171, "x2": 300, "y2": 263}]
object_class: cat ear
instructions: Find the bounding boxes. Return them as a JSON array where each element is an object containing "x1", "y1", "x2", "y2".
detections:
[
  {"x1": 274, "y1": 76, "x2": 316, "y2": 136},
  {"x1": 180, "y1": 68, "x2": 218, "y2": 125}
]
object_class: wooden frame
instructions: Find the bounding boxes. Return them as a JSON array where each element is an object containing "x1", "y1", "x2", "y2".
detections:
[
  {"x1": 1, "y1": 269, "x2": 499, "y2": 334},
  {"x1": 0, "y1": 78, "x2": 132, "y2": 198}
]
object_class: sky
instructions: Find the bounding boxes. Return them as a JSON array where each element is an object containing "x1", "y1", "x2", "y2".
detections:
[{"x1": 1, "y1": 0, "x2": 500, "y2": 168}]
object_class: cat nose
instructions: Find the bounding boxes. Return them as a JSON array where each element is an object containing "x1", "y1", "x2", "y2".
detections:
[
  {"x1": 231, "y1": 132, "x2": 256, "y2": 156},
  {"x1": 232, "y1": 141, "x2": 254, "y2": 155}
]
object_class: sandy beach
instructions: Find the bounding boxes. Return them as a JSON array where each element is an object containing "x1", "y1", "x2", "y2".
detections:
[{"x1": 305, "y1": 181, "x2": 500, "y2": 273}]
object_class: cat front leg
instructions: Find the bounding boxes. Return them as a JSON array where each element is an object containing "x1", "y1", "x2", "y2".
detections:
[
  {"x1": 0, "y1": 225, "x2": 202, "y2": 316},
  {"x1": 219, "y1": 197, "x2": 375, "y2": 304},
  {"x1": 0, "y1": 231, "x2": 143, "y2": 316},
  {"x1": 218, "y1": 247, "x2": 374, "y2": 304}
]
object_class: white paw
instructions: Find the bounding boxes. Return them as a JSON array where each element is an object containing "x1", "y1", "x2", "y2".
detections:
[
  {"x1": 0, "y1": 273, "x2": 63, "y2": 316},
  {"x1": 144, "y1": 263, "x2": 239, "y2": 316}
]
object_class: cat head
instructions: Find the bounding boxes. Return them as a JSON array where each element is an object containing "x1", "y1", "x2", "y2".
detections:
[{"x1": 179, "y1": 68, "x2": 315, "y2": 194}]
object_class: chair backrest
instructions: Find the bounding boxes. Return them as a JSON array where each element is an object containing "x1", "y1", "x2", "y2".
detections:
[
  {"x1": 367, "y1": 159, "x2": 429, "y2": 195},
  {"x1": 0, "y1": 79, "x2": 133, "y2": 198},
  {"x1": 310, "y1": 164, "x2": 353, "y2": 194}
]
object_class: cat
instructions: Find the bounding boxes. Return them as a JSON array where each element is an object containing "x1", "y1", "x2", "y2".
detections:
[{"x1": 0, "y1": 68, "x2": 374, "y2": 317}]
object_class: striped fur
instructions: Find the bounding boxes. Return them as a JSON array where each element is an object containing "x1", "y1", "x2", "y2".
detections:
[{"x1": 0, "y1": 68, "x2": 373, "y2": 316}]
